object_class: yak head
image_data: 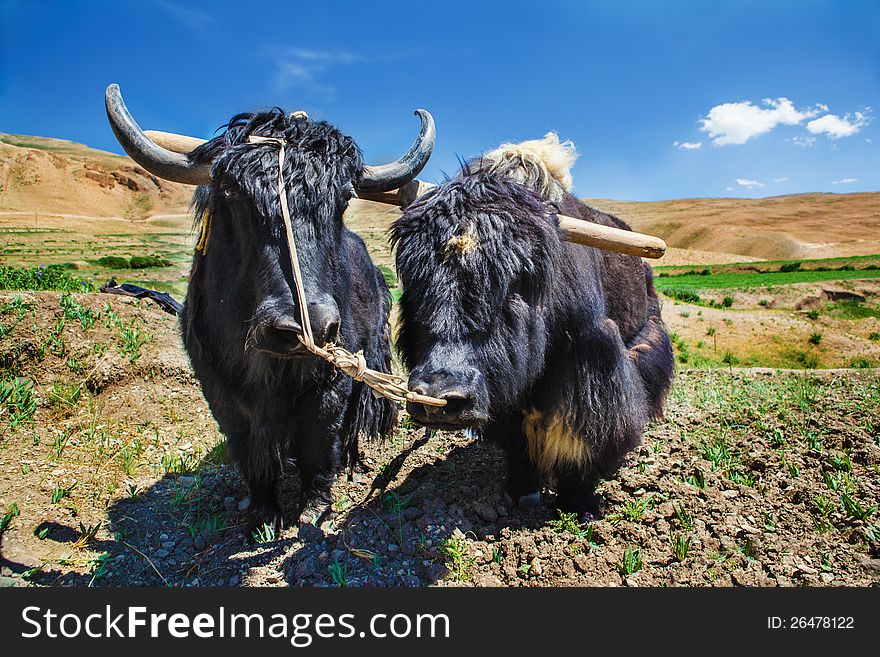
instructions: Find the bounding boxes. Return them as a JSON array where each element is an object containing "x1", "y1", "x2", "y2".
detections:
[
  {"x1": 391, "y1": 170, "x2": 563, "y2": 429},
  {"x1": 104, "y1": 84, "x2": 434, "y2": 359},
  {"x1": 189, "y1": 112, "x2": 359, "y2": 357}
]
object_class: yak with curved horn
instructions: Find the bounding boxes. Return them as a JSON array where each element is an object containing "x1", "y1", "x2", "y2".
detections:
[
  {"x1": 105, "y1": 83, "x2": 435, "y2": 533},
  {"x1": 391, "y1": 134, "x2": 674, "y2": 522}
]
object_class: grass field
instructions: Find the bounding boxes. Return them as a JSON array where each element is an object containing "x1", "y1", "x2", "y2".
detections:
[{"x1": 658, "y1": 267, "x2": 880, "y2": 292}]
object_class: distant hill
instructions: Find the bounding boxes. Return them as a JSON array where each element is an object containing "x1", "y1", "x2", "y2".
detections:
[
  {"x1": 0, "y1": 133, "x2": 191, "y2": 218},
  {"x1": 587, "y1": 193, "x2": 880, "y2": 261},
  {"x1": 2, "y1": 133, "x2": 877, "y2": 264}
]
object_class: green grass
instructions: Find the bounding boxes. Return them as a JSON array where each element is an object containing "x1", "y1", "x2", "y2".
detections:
[
  {"x1": 616, "y1": 546, "x2": 643, "y2": 576},
  {"x1": 655, "y1": 253, "x2": 880, "y2": 278},
  {"x1": 659, "y1": 267, "x2": 880, "y2": 292},
  {"x1": 547, "y1": 509, "x2": 591, "y2": 539},
  {"x1": 0, "y1": 375, "x2": 37, "y2": 434},
  {"x1": 0, "y1": 502, "x2": 20, "y2": 534},
  {"x1": 0, "y1": 265, "x2": 95, "y2": 292},
  {"x1": 439, "y1": 536, "x2": 473, "y2": 582}
]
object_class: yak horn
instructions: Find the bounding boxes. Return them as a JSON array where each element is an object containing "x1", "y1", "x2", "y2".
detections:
[
  {"x1": 105, "y1": 84, "x2": 212, "y2": 185},
  {"x1": 358, "y1": 182, "x2": 668, "y2": 259},
  {"x1": 358, "y1": 109, "x2": 436, "y2": 194},
  {"x1": 143, "y1": 109, "x2": 436, "y2": 196}
]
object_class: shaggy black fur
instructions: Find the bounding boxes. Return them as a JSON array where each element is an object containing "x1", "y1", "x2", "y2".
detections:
[
  {"x1": 182, "y1": 110, "x2": 396, "y2": 532},
  {"x1": 391, "y1": 167, "x2": 673, "y2": 520}
]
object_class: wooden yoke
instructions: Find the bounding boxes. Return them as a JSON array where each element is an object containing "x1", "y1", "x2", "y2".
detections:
[{"x1": 358, "y1": 181, "x2": 667, "y2": 260}]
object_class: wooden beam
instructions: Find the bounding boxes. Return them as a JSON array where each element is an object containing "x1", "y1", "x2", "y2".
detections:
[{"x1": 360, "y1": 182, "x2": 667, "y2": 259}]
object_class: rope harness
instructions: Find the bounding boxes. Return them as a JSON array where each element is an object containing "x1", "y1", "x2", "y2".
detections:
[{"x1": 245, "y1": 135, "x2": 447, "y2": 408}]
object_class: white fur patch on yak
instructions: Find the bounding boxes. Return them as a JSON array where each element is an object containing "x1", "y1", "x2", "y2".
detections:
[
  {"x1": 521, "y1": 408, "x2": 592, "y2": 479},
  {"x1": 444, "y1": 223, "x2": 479, "y2": 259},
  {"x1": 483, "y1": 132, "x2": 578, "y2": 202}
]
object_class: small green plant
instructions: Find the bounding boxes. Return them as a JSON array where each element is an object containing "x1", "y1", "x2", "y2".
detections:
[
  {"x1": 51, "y1": 483, "x2": 75, "y2": 504},
  {"x1": 829, "y1": 451, "x2": 852, "y2": 473},
  {"x1": 439, "y1": 536, "x2": 472, "y2": 582},
  {"x1": 759, "y1": 299, "x2": 770, "y2": 307},
  {"x1": 48, "y1": 381, "x2": 82, "y2": 409},
  {"x1": 806, "y1": 309, "x2": 820, "y2": 320},
  {"x1": 1, "y1": 502, "x2": 20, "y2": 534},
  {"x1": 492, "y1": 547, "x2": 503, "y2": 564},
  {"x1": 129, "y1": 255, "x2": 172, "y2": 269},
  {"x1": 685, "y1": 468, "x2": 707, "y2": 488},
  {"x1": 671, "y1": 534, "x2": 691, "y2": 562},
  {"x1": 840, "y1": 492, "x2": 877, "y2": 522},
  {"x1": 328, "y1": 560, "x2": 348, "y2": 587},
  {"x1": 60, "y1": 292, "x2": 97, "y2": 329},
  {"x1": 808, "y1": 332, "x2": 823, "y2": 345},
  {"x1": 616, "y1": 546, "x2": 643, "y2": 576},
  {"x1": 548, "y1": 509, "x2": 589, "y2": 538},
  {"x1": 869, "y1": 331, "x2": 880, "y2": 342},
  {"x1": 721, "y1": 296, "x2": 734, "y2": 308},
  {"x1": 618, "y1": 497, "x2": 651, "y2": 523},
  {"x1": 673, "y1": 504, "x2": 694, "y2": 531},
  {"x1": 117, "y1": 322, "x2": 149, "y2": 362},
  {"x1": 71, "y1": 522, "x2": 102, "y2": 549},
  {"x1": 0, "y1": 375, "x2": 37, "y2": 433},
  {"x1": 252, "y1": 522, "x2": 277, "y2": 544},
  {"x1": 381, "y1": 490, "x2": 411, "y2": 514}
]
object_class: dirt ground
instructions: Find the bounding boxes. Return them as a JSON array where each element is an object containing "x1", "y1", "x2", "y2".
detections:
[{"x1": 1, "y1": 292, "x2": 878, "y2": 587}]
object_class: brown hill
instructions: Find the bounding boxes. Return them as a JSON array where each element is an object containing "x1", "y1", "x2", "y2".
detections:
[
  {"x1": 587, "y1": 193, "x2": 880, "y2": 261},
  {"x1": 2, "y1": 133, "x2": 877, "y2": 264},
  {"x1": 0, "y1": 133, "x2": 191, "y2": 218}
]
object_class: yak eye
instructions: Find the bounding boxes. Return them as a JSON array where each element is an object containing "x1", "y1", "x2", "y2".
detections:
[{"x1": 222, "y1": 186, "x2": 237, "y2": 200}]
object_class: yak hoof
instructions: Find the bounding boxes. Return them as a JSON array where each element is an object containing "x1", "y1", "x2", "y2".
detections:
[
  {"x1": 578, "y1": 493, "x2": 606, "y2": 523},
  {"x1": 517, "y1": 491, "x2": 543, "y2": 509},
  {"x1": 247, "y1": 503, "x2": 282, "y2": 542},
  {"x1": 297, "y1": 500, "x2": 331, "y2": 526},
  {"x1": 504, "y1": 490, "x2": 543, "y2": 509}
]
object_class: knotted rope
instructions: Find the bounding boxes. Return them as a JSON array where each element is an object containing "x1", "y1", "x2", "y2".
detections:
[{"x1": 247, "y1": 135, "x2": 446, "y2": 407}]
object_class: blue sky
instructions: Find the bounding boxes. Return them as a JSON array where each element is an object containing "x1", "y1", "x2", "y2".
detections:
[{"x1": 1, "y1": 0, "x2": 877, "y2": 201}]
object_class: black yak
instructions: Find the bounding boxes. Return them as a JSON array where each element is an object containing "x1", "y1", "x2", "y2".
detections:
[
  {"x1": 391, "y1": 133, "x2": 673, "y2": 520},
  {"x1": 105, "y1": 84, "x2": 435, "y2": 532}
]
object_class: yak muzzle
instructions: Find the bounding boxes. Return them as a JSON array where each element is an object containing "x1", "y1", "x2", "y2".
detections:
[
  {"x1": 406, "y1": 367, "x2": 489, "y2": 429},
  {"x1": 252, "y1": 299, "x2": 341, "y2": 357}
]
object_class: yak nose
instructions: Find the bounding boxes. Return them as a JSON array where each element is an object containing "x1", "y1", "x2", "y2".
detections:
[
  {"x1": 308, "y1": 297, "x2": 341, "y2": 345},
  {"x1": 272, "y1": 317, "x2": 301, "y2": 334},
  {"x1": 407, "y1": 368, "x2": 487, "y2": 426}
]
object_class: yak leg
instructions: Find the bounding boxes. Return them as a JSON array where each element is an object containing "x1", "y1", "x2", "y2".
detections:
[
  {"x1": 502, "y1": 424, "x2": 542, "y2": 509},
  {"x1": 555, "y1": 470, "x2": 604, "y2": 522},
  {"x1": 212, "y1": 407, "x2": 283, "y2": 538},
  {"x1": 292, "y1": 427, "x2": 340, "y2": 525},
  {"x1": 234, "y1": 424, "x2": 283, "y2": 538}
]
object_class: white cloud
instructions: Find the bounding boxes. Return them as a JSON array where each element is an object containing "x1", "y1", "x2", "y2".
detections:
[
  {"x1": 154, "y1": 0, "x2": 213, "y2": 32},
  {"x1": 789, "y1": 135, "x2": 816, "y2": 148},
  {"x1": 700, "y1": 98, "x2": 821, "y2": 146},
  {"x1": 267, "y1": 47, "x2": 366, "y2": 98},
  {"x1": 725, "y1": 186, "x2": 734, "y2": 192},
  {"x1": 736, "y1": 178, "x2": 765, "y2": 189},
  {"x1": 773, "y1": 176, "x2": 790, "y2": 183},
  {"x1": 673, "y1": 140, "x2": 702, "y2": 150},
  {"x1": 831, "y1": 178, "x2": 859, "y2": 184},
  {"x1": 806, "y1": 110, "x2": 871, "y2": 139}
]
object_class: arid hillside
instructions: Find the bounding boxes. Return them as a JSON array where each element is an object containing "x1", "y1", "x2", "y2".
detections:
[
  {"x1": 0, "y1": 133, "x2": 191, "y2": 218},
  {"x1": 588, "y1": 193, "x2": 880, "y2": 261}
]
